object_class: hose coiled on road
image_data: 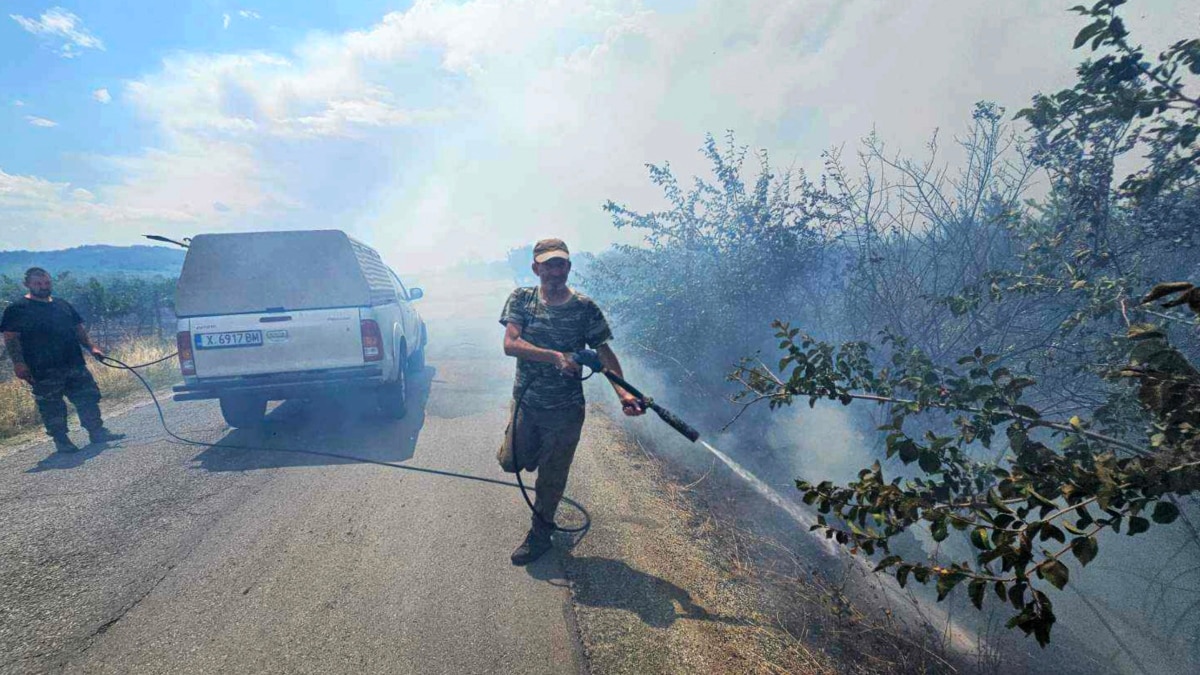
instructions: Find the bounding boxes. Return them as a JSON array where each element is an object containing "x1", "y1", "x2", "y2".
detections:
[{"x1": 92, "y1": 352, "x2": 592, "y2": 533}]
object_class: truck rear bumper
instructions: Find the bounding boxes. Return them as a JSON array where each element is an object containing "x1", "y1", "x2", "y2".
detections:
[{"x1": 173, "y1": 366, "x2": 385, "y2": 401}]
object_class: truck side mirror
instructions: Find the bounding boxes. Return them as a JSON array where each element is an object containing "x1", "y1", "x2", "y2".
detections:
[{"x1": 408, "y1": 288, "x2": 424, "y2": 301}]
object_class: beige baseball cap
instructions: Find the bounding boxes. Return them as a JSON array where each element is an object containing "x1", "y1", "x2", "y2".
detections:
[{"x1": 533, "y1": 238, "x2": 570, "y2": 263}]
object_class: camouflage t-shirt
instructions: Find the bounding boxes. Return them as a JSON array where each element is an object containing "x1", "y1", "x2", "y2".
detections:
[{"x1": 500, "y1": 287, "x2": 613, "y2": 409}]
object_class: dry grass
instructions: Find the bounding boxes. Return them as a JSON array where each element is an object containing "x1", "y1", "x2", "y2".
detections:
[
  {"x1": 624, "y1": 431, "x2": 968, "y2": 674},
  {"x1": 0, "y1": 337, "x2": 178, "y2": 440}
]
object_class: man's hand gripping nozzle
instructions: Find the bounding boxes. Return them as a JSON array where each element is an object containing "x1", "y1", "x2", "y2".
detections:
[{"x1": 572, "y1": 349, "x2": 701, "y2": 443}]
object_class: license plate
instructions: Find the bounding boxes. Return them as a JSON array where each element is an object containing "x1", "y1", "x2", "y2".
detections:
[{"x1": 195, "y1": 330, "x2": 264, "y2": 349}]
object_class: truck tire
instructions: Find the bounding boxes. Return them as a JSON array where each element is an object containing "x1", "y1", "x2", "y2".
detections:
[
  {"x1": 407, "y1": 325, "x2": 427, "y2": 374},
  {"x1": 378, "y1": 366, "x2": 408, "y2": 419},
  {"x1": 220, "y1": 395, "x2": 267, "y2": 428}
]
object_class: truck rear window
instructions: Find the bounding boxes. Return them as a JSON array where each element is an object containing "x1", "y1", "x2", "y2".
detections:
[{"x1": 175, "y1": 231, "x2": 375, "y2": 317}]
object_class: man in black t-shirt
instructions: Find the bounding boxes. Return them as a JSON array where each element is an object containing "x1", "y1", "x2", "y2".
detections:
[{"x1": 1, "y1": 267, "x2": 124, "y2": 453}]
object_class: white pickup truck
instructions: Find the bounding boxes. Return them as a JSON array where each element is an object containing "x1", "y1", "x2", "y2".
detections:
[{"x1": 171, "y1": 230, "x2": 427, "y2": 428}]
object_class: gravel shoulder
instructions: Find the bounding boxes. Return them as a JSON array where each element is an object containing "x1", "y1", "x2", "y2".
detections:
[{"x1": 564, "y1": 400, "x2": 844, "y2": 674}]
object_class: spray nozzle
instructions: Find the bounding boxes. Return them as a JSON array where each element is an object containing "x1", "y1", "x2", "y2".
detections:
[
  {"x1": 572, "y1": 349, "x2": 603, "y2": 372},
  {"x1": 572, "y1": 348, "x2": 700, "y2": 443}
]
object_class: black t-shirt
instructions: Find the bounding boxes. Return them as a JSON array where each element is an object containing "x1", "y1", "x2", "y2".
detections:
[{"x1": 0, "y1": 297, "x2": 86, "y2": 376}]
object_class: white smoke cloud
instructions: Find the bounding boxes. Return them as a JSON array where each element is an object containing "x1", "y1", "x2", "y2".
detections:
[{"x1": 1, "y1": 0, "x2": 1193, "y2": 268}]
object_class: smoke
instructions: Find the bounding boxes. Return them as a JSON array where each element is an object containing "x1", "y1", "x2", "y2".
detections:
[{"x1": 764, "y1": 403, "x2": 873, "y2": 487}]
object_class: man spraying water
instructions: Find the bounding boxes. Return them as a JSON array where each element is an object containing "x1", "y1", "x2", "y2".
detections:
[
  {"x1": 497, "y1": 238, "x2": 646, "y2": 565},
  {"x1": 1, "y1": 267, "x2": 126, "y2": 453}
]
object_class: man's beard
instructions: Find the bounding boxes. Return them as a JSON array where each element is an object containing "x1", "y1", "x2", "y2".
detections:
[{"x1": 29, "y1": 288, "x2": 51, "y2": 299}]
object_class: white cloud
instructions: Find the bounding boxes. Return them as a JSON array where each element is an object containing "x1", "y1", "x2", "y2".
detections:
[
  {"x1": 26, "y1": 115, "x2": 58, "y2": 128},
  {"x1": 12, "y1": 100, "x2": 25, "y2": 107},
  {"x1": 10, "y1": 7, "x2": 105, "y2": 58},
  {"x1": 239, "y1": 10, "x2": 261, "y2": 20},
  {"x1": 223, "y1": 13, "x2": 231, "y2": 30},
  {"x1": 2, "y1": 0, "x2": 1193, "y2": 267},
  {"x1": 92, "y1": 88, "x2": 111, "y2": 104},
  {"x1": 0, "y1": 167, "x2": 200, "y2": 250},
  {"x1": 123, "y1": 50, "x2": 444, "y2": 140},
  {"x1": 0, "y1": 169, "x2": 64, "y2": 206}
]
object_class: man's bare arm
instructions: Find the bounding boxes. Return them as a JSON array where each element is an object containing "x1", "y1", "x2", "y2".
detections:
[
  {"x1": 596, "y1": 343, "x2": 628, "y2": 394},
  {"x1": 3, "y1": 331, "x2": 31, "y2": 382},
  {"x1": 597, "y1": 343, "x2": 646, "y2": 415},
  {"x1": 3, "y1": 332, "x2": 24, "y2": 366},
  {"x1": 503, "y1": 323, "x2": 579, "y2": 374},
  {"x1": 75, "y1": 324, "x2": 101, "y2": 356}
]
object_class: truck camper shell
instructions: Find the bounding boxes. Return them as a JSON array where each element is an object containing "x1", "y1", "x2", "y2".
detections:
[
  {"x1": 174, "y1": 230, "x2": 399, "y2": 317},
  {"x1": 170, "y1": 229, "x2": 426, "y2": 427}
]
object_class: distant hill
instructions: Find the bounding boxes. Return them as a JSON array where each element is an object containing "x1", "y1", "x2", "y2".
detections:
[{"x1": 0, "y1": 245, "x2": 186, "y2": 279}]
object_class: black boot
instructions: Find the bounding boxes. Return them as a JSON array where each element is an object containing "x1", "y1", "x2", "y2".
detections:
[
  {"x1": 511, "y1": 523, "x2": 554, "y2": 566},
  {"x1": 88, "y1": 427, "x2": 125, "y2": 445},
  {"x1": 51, "y1": 434, "x2": 80, "y2": 454}
]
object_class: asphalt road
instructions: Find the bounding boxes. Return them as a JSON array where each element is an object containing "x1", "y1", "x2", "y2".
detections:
[{"x1": 0, "y1": 277, "x2": 590, "y2": 674}]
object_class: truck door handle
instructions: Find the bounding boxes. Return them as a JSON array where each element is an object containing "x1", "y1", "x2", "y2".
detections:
[{"x1": 259, "y1": 316, "x2": 292, "y2": 323}]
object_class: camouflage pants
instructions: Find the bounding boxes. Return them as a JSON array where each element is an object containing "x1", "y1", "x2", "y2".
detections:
[
  {"x1": 30, "y1": 365, "x2": 103, "y2": 438},
  {"x1": 497, "y1": 402, "x2": 586, "y2": 528}
]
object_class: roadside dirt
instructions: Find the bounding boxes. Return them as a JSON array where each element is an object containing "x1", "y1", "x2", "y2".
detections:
[
  {"x1": 0, "y1": 383, "x2": 177, "y2": 461},
  {"x1": 564, "y1": 402, "x2": 962, "y2": 674}
]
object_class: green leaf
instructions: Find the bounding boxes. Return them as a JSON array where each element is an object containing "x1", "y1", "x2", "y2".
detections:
[
  {"x1": 1008, "y1": 582, "x2": 1027, "y2": 610},
  {"x1": 969, "y1": 579, "x2": 987, "y2": 610},
  {"x1": 1007, "y1": 425, "x2": 1028, "y2": 455},
  {"x1": 1153, "y1": 500, "x2": 1180, "y2": 524},
  {"x1": 913, "y1": 566, "x2": 931, "y2": 584},
  {"x1": 1127, "y1": 516, "x2": 1150, "y2": 535},
  {"x1": 874, "y1": 555, "x2": 902, "y2": 572},
  {"x1": 918, "y1": 450, "x2": 941, "y2": 474},
  {"x1": 1073, "y1": 19, "x2": 1105, "y2": 49},
  {"x1": 1041, "y1": 560, "x2": 1070, "y2": 590},
  {"x1": 1127, "y1": 323, "x2": 1168, "y2": 340},
  {"x1": 1070, "y1": 536, "x2": 1098, "y2": 567},
  {"x1": 970, "y1": 527, "x2": 990, "y2": 550},
  {"x1": 1039, "y1": 524, "x2": 1066, "y2": 544},
  {"x1": 1010, "y1": 405, "x2": 1041, "y2": 420},
  {"x1": 936, "y1": 571, "x2": 966, "y2": 601},
  {"x1": 988, "y1": 488, "x2": 1015, "y2": 514},
  {"x1": 1076, "y1": 509, "x2": 1094, "y2": 529},
  {"x1": 1137, "y1": 278, "x2": 1195, "y2": 302},
  {"x1": 931, "y1": 518, "x2": 949, "y2": 543},
  {"x1": 1033, "y1": 611, "x2": 1055, "y2": 648}
]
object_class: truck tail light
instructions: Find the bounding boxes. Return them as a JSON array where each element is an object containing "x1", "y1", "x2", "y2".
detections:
[
  {"x1": 177, "y1": 331, "x2": 196, "y2": 376},
  {"x1": 361, "y1": 319, "x2": 383, "y2": 362}
]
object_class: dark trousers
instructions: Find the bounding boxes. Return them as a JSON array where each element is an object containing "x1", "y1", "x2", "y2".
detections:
[
  {"x1": 497, "y1": 402, "x2": 586, "y2": 529},
  {"x1": 31, "y1": 365, "x2": 103, "y2": 437}
]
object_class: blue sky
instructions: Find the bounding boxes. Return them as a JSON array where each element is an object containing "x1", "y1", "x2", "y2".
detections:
[
  {"x1": 3, "y1": 1, "x2": 404, "y2": 182},
  {"x1": 1, "y1": 1, "x2": 1192, "y2": 270}
]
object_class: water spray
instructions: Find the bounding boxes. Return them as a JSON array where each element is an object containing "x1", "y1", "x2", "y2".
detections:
[{"x1": 568, "y1": 350, "x2": 824, "y2": 539}]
